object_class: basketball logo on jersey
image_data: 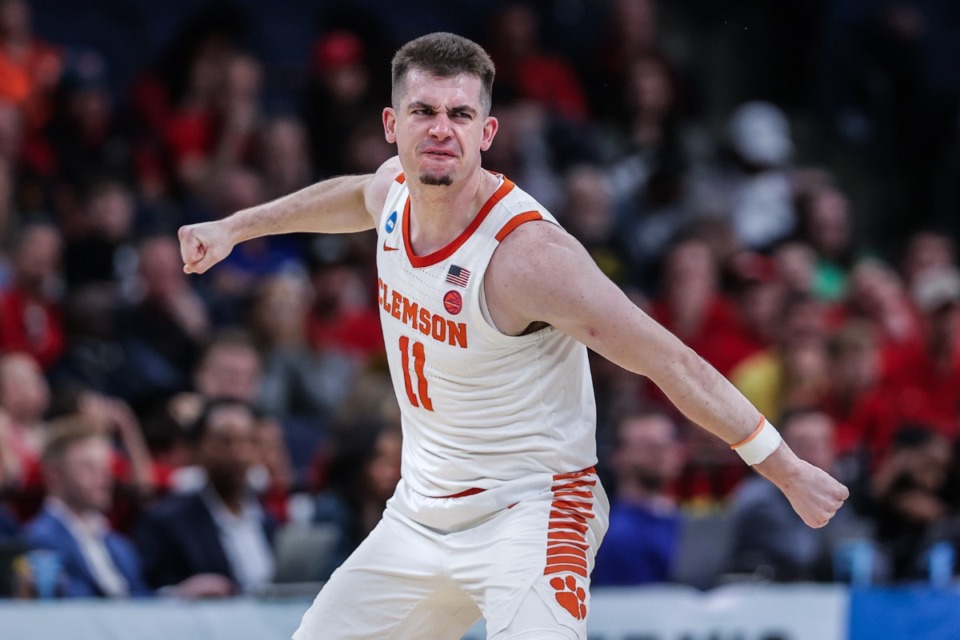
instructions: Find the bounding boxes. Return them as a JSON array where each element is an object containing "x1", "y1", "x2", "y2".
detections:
[
  {"x1": 385, "y1": 210, "x2": 398, "y2": 234},
  {"x1": 443, "y1": 290, "x2": 462, "y2": 315}
]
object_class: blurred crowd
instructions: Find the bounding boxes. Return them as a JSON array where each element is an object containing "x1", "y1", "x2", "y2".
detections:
[{"x1": 1, "y1": 0, "x2": 959, "y2": 598}]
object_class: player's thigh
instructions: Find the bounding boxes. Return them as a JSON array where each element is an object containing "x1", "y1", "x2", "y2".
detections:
[
  {"x1": 487, "y1": 576, "x2": 584, "y2": 640},
  {"x1": 476, "y1": 475, "x2": 608, "y2": 640},
  {"x1": 293, "y1": 509, "x2": 471, "y2": 640},
  {"x1": 390, "y1": 584, "x2": 482, "y2": 640}
]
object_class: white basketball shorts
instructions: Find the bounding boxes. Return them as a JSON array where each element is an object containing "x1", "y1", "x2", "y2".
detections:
[{"x1": 292, "y1": 468, "x2": 609, "y2": 640}]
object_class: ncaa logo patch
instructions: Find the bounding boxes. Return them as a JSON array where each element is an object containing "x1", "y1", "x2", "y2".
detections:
[
  {"x1": 443, "y1": 290, "x2": 463, "y2": 315},
  {"x1": 385, "y1": 211, "x2": 398, "y2": 234}
]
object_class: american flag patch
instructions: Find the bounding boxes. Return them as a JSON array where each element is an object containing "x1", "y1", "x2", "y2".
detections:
[{"x1": 446, "y1": 265, "x2": 471, "y2": 287}]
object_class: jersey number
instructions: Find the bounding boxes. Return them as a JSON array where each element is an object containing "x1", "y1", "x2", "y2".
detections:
[{"x1": 399, "y1": 336, "x2": 433, "y2": 411}]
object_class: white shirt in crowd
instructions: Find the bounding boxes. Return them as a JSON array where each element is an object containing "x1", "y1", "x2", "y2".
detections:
[
  {"x1": 200, "y1": 484, "x2": 275, "y2": 593},
  {"x1": 47, "y1": 497, "x2": 129, "y2": 597}
]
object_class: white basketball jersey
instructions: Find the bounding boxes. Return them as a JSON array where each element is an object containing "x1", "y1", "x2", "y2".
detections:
[{"x1": 376, "y1": 172, "x2": 597, "y2": 500}]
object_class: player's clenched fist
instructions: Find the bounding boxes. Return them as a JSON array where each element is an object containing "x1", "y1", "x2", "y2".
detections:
[
  {"x1": 178, "y1": 221, "x2": 234, "y2": 274},
  {"x1": 785, "y1": 464, "x2": 849, "y2": 529},
  {"x1": 755, "y1": 446, "x2": 850, "y2": 529}
]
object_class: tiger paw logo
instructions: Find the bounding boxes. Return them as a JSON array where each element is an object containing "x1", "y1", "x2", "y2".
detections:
[{"x1": 550, "y1": 575, "x2": 586, "y2": 620}]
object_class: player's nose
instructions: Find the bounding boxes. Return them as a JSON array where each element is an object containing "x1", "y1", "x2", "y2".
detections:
[{"x1": 428, "y1": 114, "x2": 452, "y2": 139}]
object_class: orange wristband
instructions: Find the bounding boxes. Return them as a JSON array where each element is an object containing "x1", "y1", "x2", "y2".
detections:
[
  {"x1": 731, "y1": 416, "x2": 782, "y2": 465},
  {"x1": 731, "y1": 416, "x2": 767, "y2": 450}
]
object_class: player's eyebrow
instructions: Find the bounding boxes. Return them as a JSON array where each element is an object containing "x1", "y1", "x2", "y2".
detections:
[
  {"x1": 408, "y1": 101, "x2": 477, "y2": 116},
  {"x1": 408, "y1": 101, "x2": 435, "y2": 112},
  {"x1": 446, "y1": 104, "x2": 477, "y2": 116}
]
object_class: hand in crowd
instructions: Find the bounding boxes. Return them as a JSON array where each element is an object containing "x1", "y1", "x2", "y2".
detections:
[
  {"x1": 872, "y1": 444, "x2": 949, "y2": 524},
  {"x1": 167, "y1": 573, "x2": 235, "y2": 599},
  {"x1": 76, "y1": 391, "x2": 157, "y2": 491},
  {"x1": 164, "y1": 289, "x2": 211, "y2": 340},
  {"x1": 77, "y1": 392, "x2": 134, "y2": 436}
]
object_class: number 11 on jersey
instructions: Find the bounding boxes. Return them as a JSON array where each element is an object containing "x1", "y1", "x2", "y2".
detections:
[{"x1": 399, "y1": 336, "x2": 433, "y2": 411}]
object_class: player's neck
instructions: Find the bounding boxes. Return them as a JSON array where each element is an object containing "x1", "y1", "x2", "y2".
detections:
[{"x1": 407, "y1": 168, "x2": 496, "y2": 256}]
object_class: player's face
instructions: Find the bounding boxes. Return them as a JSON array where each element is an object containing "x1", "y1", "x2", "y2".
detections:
[{"x1": 383, "y1": 69, "x2": 497, "y2": 188}]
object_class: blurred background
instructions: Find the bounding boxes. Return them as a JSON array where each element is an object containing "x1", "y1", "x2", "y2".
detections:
[{"x1": 1, "y1": 0, "x2": 960, "y2": 634}]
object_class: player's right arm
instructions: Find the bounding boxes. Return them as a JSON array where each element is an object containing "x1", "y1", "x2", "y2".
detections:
[{"x1": 179, "y1": 156, "x2": 402, "y2": 274}]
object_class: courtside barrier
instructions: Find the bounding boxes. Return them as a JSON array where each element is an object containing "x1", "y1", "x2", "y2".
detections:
[{"x1": 1, "y1": 584, "x2": 958, "y2": 639}]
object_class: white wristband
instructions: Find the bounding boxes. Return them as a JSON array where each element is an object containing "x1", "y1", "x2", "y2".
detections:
[{"x1": 731, "y1": 417, "x2": 783, "y2": 466}]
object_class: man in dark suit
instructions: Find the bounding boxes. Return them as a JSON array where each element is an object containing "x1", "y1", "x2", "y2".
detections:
[
  {"x1": 0, "y1": 506, "x2": 17, "y2": 539},
  {"x1": 136, "y1": 399, "x2": 276, "y2": 593},
  {"x1": 0, "y1": 505, "x2": 23, "y2": 597}
]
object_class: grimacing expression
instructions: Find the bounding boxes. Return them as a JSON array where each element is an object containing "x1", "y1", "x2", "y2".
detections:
[{"x1": 384, "y1": 69, "x2": 497, "y2": 188}]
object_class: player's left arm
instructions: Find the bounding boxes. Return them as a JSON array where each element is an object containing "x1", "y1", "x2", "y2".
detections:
[{"x1": 486, "y1": 221, "x2": 849, "y2": 528}]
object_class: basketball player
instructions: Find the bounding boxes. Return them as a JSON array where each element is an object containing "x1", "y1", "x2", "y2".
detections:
[{"x1": 178, "y1": 33, "x2": 848, "y2": 640}]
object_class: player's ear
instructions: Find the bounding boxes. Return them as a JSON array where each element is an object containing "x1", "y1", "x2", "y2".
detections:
[
  {"x1": 383, "y1": 108, "x2": 397, "y2": 144},
  {"x1": 480, "y1": 116, "x2": 498, "y2": 152}
]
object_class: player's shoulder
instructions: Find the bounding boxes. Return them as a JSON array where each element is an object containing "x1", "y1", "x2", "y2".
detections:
[
  {"x1": 364, "y1": 156, "x2": 405, "y2": 220},
  {"x1": 374, "y1": 155, "x2": 404, "y2": 184},
  {"x1": 490, "y1": 216, "x2": 581, "y2": 284},
  {"x1": 487, "y1": 176, "x2": 560, "y2": 239},
  {"x1": 495, "y1": 177, "x2": 551, "y2": 218}
]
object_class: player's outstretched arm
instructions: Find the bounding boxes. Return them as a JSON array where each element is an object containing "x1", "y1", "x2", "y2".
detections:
[
  {"x1": 178, "y1": 156, "x2": 402, "y2": 274},
  {"x1": 487, "y1": 221, "x2": 849, "y2": 528}
]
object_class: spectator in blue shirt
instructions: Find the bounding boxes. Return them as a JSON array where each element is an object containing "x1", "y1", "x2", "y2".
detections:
[{"x1": 592, "y1": 410, "x2": 684, "y2": 586}]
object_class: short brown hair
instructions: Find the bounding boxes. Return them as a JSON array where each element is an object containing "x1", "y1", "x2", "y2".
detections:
[
  {"x1": 391, "y1": 32, "x2": 495, "y2": 115},
  {"x1": 41, "y1": 419, "x2": 105, "y2": 466}
]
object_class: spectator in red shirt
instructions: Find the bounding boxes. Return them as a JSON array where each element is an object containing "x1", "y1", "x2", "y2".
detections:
[
  {"x1": 840, "y1": 258, "x2": 925, "y2": 378},
  {"x1": 825, "y1": 268, "x2": 960, "y2": 459},
  {"x1": 725, "y1": 251, "x2": 787, "y2": 368},
  {"x1": 0, "y1": 221, "x2": 65, "y2": 369},
  {"x1": 306, "y1": 238, "x2": 383, "y2": 365},
  {"x1": 0, "y1": 0, "x2": 62, "y2": 132},
  {"x1": 164, "y1": 45, "x2": 261, "y2": 196},
  {"x1": 650, "y1": 234, "x2": 746, "y2": 378},
  {"x1": 730, "y1": 293, "x2": 830, "y2": 422},
  {"x1": 886, "y1": 268, "x2": 960, "y2": 438},
  {"x1": 0, "y1": 351, "x2": 50, "y2": 517},
  {"x1": 486, "y1": 2, "x2": 589, "y2": 122}
]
